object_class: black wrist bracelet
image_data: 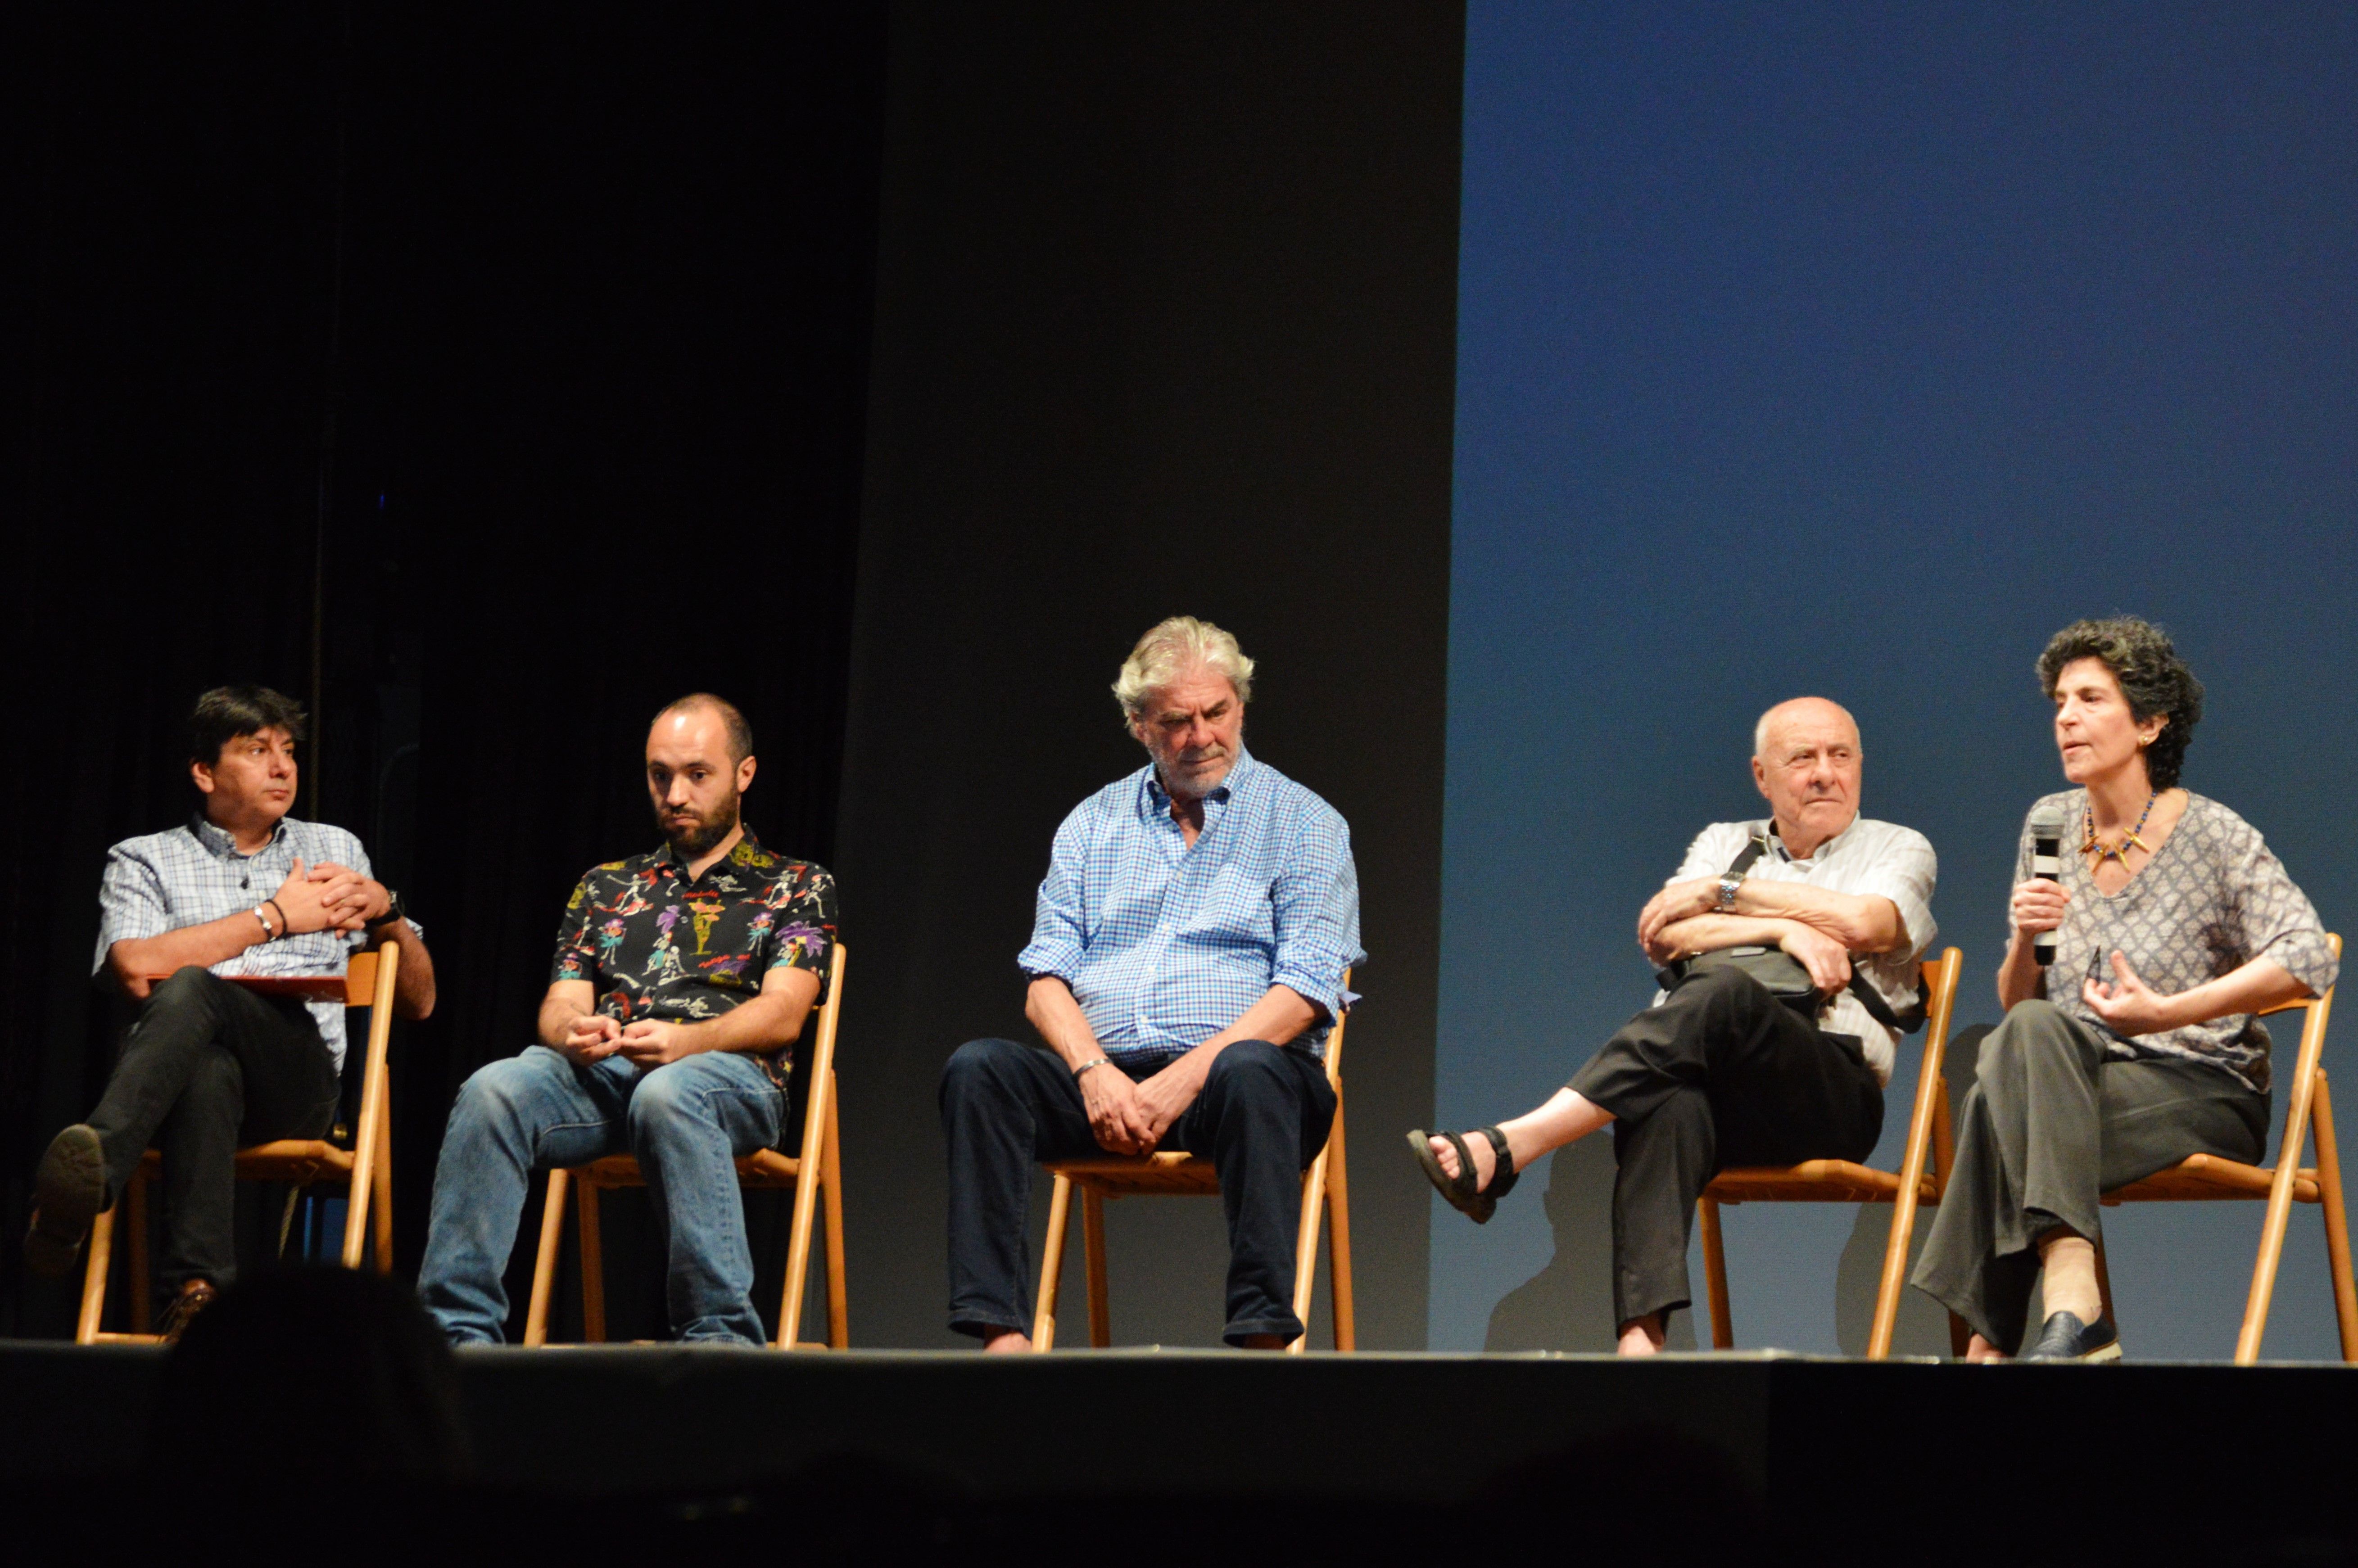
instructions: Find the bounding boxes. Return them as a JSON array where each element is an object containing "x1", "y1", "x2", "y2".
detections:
[{"x1": 264, "y1": 899, "x2": 290, "y2": 938}]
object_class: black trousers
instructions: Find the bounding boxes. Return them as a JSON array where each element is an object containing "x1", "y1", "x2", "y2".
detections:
[
  {"x1": 1566, "y1": 966, "x2": 1884, "y2": 1328},
  {"x1": 86, "y1": 966, "x2": 340, "y2": 1289},
  {"x1": 939, "y1": 1037, "x2": 1336, "y2": 1344}
]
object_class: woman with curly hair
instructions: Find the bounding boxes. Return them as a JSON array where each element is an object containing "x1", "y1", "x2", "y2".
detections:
[{"x1": 1911, "y1": 616, "x2": 2337, "y2": 1360}]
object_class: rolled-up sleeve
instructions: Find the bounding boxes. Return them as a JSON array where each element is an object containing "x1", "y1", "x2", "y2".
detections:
[
  {"x1": 94, "y1": 845, "x2": 170, "y2": 975},
  {"x1": 1268, "y1": 809, "x2": 1366, "y2": 1020},
  {"x1": 1856, "y1": 827, "x2": 1938, "y2": 962},
  {"x1": 1016, "y1": 805, "x2": 1093, "y2": 983},
  {"x1": 2227, "y1": 827, "x2": 2339, "y2": 997}
]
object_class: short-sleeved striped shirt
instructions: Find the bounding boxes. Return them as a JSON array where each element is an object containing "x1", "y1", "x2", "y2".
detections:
[
  {"x1": 1018, "y1": 747, "x2": 1364, "y2": 1065},
  {"x1": 1666, "y1": 815, "x2": 1940, "y2": 1085},
  {"x1": 93, "y1": 814, "x2": 390, "y2": 1072}
]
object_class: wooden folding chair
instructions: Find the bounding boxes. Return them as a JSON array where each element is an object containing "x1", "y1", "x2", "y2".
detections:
[
  {"x1": 75, "y1": 945, "x2": 402, "y2": 1343},
  {"x1": 1698, "y1": 946, "x2": 1964, "y2": 1358},
  {"x1": 522, "y1": 942, "x2": 849, "y2": 1351},
  {"x1": 2095, "y1": 933, "x2": 2354, "y2": 1364},
  {"x1": 1031, "y1": 977, "x2": 1354, "y2": 1354}
]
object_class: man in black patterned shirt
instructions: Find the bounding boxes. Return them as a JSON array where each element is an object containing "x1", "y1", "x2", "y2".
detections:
[{"x1": 416, "y1": 694, "x2": 837, "y2": 1345}]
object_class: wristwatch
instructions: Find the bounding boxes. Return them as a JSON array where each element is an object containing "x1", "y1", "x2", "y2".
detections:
[
  {"x1": 370, "y1": 887, "x2": 408, "y2": 928},
  {"x1": 1716, "y1": 873, "x2": 1744, "y2": 911}
]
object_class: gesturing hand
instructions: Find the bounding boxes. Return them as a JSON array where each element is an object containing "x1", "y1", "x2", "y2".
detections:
[
  {"x1": 1637, "y1": 877, "x2": 1721, "y2": 951},
  {"x1": 618, "y1": 1018, "x2": 697, "y2": 1066},
  {"x1": 1777, "y1": 921, "x2": 1853, "y2": 998},
  {"x1": 2083, "y1": 951, "x2": 2180, "y2": 1037},
  {"x1": 556, "y1": 1012, "x2": 624, "y2": 1065},
  {"x1": 1079, "y1": 1062, "x2": 1158, "y2": 1156},
  {"x1": 271, "y1": 858, "x2": 367, "y2": 935},
  {"x1": 2010, "y1": 877, "x2": 2069, "y2": 940}
]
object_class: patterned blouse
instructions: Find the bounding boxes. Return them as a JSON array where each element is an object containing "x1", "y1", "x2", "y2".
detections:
[
  {"x1": 550, "y1": 830, "x2": 837, "y2": 1089},
  {"x1": 2015, "y1": 791, "x2": 2337, "y2": 1093}
]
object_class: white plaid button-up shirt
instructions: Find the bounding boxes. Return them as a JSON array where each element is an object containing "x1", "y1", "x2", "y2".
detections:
[
  {"x1": 93, "y1": 813, "x2": 393, "y2": 1072},
  {"x1": 1018, "y1": 748, "x2": 1363, "y2": 1064}
]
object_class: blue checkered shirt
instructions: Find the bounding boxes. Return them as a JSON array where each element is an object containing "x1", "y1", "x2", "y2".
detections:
[
  {"x1": 93, "y1": 814, "x2": 396, "y2": 1072},
  {"x1": 1017, "y1": 747, "x2": 1363, "y2": 1064}
]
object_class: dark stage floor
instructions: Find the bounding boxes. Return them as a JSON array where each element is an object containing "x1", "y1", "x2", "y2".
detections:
[{"x1": 7, "y1": 1342, "x2": 2354, "y2": 1559}]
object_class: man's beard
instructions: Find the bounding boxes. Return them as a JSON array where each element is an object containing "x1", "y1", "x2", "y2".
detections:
[
  {"x1": 1154, "y1": 741, "x2": 1233, "y2": 800},
  {"x1": 660, "y1": 795, "x2": 741, "y2": 857}
]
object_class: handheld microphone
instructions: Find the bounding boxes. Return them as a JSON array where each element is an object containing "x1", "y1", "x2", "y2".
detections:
[{"x1": 2029, "y1": 805, "x2": 2066, "y2": 966}]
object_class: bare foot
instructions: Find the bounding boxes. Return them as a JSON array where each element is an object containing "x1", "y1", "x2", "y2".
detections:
[
  {"x1": 1427, "y1": 1130, "x2": 1500, "y2": 1192},
  {"x1": 1617, "y1": 1314, "x2": 1666, "y2": 1357},
  {"x1": 982, "y1": 1329, "x2": 1033, "y2": 1354},
  {"x1": 1964, "y1": 1333, "x2": 2008, "y2": 1364}
]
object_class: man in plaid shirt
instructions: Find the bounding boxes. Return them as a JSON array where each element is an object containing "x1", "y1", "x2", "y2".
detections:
[
  {"x1": 940, "y1": 618, "x2": 1363, "y2": 1350},
  {"x1": 25, "y1": 686, "x2": 435, "y2": 1338}
]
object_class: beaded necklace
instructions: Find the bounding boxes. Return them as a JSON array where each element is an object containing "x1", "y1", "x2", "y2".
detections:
[{"x1": 2082, "y1": 790, "x2": 2158, "y2": 866}]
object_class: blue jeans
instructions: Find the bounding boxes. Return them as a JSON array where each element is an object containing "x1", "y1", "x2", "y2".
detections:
[{"x1": 417, "y1": 1046, "x2": 788, "y2": 1346}]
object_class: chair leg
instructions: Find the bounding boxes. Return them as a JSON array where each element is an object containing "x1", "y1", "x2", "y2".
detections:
[
  {"x1": 1082, "y1": 1187, "x2": 1111, "y2": 1349},
  {"x1": 822, "y1": 1090, "x2": 849, "y2": 1351},
  {"x1": 1698, "y1": 1196, "x2": 1733, "y2": 1350},
  {"x1": 778, "y1": 1157, "x2": 823, "y2": 1353},
  {"x1": 1285, "y1": 1146, "x2": 1329, "y2": 1358},
  {"x1": 1947, "y1": 1312, "x2": 1970, "y2": 1360},
  {"x1": 371, "y1": 1091, "x2": 396, "y2": 1274},
  {"x1": 524, "y1": 1168, "x2": 570, "y2": 1347},
  {"x1": 577, "y1": 1177, "x2": 607, "y2": 1344},
  {"x1": 1869, "y1": 1183, "x2": 1929, "y2": 1362},
  {"x1": 2238, "y1": 1096, "x2": 2316, "y2": 1365},
  {"x1": 1326, "y1": 1105, "x2": 1356, "y2": 1352},
  {"x1": 126, "y1": 1168, "x2": 152, "y2": 1336},
  {"x1": 76, "y1": 1201, "x2": 117, "y2": 1346},
  {"x1": 2312, "y1": 1072, "x2": 2358, "y2": 1363},
  {"x1": 1033, "y1": 1172, "x2": 1073, "y2": 1350}
]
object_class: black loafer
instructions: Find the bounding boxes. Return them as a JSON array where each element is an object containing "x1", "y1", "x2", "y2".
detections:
[
  {"x1": 2022, "y1": 1310, "x2": 2122, "y2": 1363},
  {"x1": 24, "y1": 1124, "x2": 108, "y2": 1278}
]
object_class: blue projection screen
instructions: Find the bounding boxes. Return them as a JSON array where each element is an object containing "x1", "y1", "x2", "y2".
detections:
[{"x1": 1435, "y1": 2, "x2": 2358, "y2": 1356}]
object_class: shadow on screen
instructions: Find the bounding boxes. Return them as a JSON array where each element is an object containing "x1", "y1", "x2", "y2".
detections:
[{"x1": 1484, "y1": 1134, "x2": 1698, "y2": 1353}]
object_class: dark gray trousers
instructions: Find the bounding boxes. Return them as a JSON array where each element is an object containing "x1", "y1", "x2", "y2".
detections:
[
  {"x1": 1566, "y1": 966, "x2": 1884, "y2": 1329},
  {"x1": 1910, "y1": 999, "x2": 2269, "y2": 1351}
]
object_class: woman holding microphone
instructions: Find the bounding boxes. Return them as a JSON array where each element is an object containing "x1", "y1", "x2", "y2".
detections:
[{"x1": 1912, "y1": 616, "x2": 2336, "y2": 1360}]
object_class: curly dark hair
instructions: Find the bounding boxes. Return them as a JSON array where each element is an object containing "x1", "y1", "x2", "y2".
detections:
[{"x1": 2035, "y1": 616, "x2": 2204, "y2": 790}]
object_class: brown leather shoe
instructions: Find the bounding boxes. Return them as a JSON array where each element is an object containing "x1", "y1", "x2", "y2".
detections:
[
  {"x1": 157, "y1": 1281, "x2": 219, "y2": 1344},
  {"x1": 24, "y1": 1124, "x2": 108, "y2": 1278}
]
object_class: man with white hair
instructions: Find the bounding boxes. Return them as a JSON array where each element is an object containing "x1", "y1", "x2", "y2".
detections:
[
  {"x1": 1412, "y1": 697, "x2": 1936, "y2": 1354},
  {"x1": 939, "y1": 617, "x2": 1363, "y2": 1349}
]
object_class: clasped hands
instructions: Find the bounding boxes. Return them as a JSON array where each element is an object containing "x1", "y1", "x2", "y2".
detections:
[
  {"x1": 1636, "y1": 876, "x2": 1854, "y2": 996},
  {"x1": 556, "y1": 1012, "x2": 701, "y2": 1068},
  {"x1": 1079, "y1": 1058, "x2": 1194, "y2": 1156},
  {"x1": 268, "y1": 858, "x2": 388, "y2": 936}
]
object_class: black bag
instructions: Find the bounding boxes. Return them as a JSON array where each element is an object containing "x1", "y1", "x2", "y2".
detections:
[{"x1": 1654, "y1": 828, "x2": 1927, "y2": 1034}]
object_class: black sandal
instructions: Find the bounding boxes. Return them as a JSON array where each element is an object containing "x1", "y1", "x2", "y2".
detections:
[{"x1": 1406, "y1": 1126, "x2": 1520, "y2": 1224}]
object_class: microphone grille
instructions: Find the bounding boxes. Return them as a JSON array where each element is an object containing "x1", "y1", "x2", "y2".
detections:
[{"x1": 2028, "y1": 805, "x2": 2067, "y2": 838}]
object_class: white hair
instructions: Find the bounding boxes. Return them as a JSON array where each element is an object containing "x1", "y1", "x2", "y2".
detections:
[{"x1": 1112, "y1": 616, "x2": 1256, "y2": 718}]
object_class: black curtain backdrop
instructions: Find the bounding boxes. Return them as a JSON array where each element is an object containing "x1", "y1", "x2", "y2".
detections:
[
  {"x1": 834, "y1": 3, "x2": 1465, "y2": 1349},
  {"x1": 7, "y1": 4, "x2": 886, "y2": 1340},
  {"x1": 7, "y1": 6, "x2": 360, "y2": 1336},
  {"x1": 382, "y1": 4, "x2": 885, "y2": 1339},
  {"x1": 7, "y1": 1, "x2": 1462, "y2": 1348}
]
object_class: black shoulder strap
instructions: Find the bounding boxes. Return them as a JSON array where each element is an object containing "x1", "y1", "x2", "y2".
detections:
[
  {"x1": 1723, "y1": 828, "x2": 1773, "y2": 880},
  {"x1": 1726, "y1": 826, "x2": 1928, "y2": 1034}
]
